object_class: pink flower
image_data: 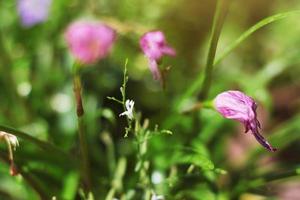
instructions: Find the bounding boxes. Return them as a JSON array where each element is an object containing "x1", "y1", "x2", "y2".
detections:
[
  {"x1": 214, "y1": 90, "x2": 277, "y2": 152},
  {"x1": 65, "y1": 21, "x2": 116, "y2": 64},
  {"x1": 139, "y1": 31, "x2": 176, "y2": 82}
]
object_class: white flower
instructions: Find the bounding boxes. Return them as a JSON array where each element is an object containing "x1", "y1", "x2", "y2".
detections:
[
  {"x1": 0, "y1": 131, "x2": 19, "y2": 150},
  {"x1": 119, "y1": 99, "x2": 135, "y2": 120},
  {"x1": 151, "y1": 194, "x2": 164, "y2": 200}
]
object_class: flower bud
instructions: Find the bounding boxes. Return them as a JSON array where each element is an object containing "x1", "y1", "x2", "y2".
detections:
[
  {"x1": 0, "y1": 131, "x2": 20, "y2": 175},
  {"x1": 214, "y1": 90, "x2": 277, "y2": 152},
  {"x1": 65, "y1": 21, "x2": 116, "y2": 64},
  {"x1": 139, "y1": 31, "x2": 176, "y2": 82},
  {"x1": 9, "y1": 162, "x2": 19, "y2": 176}
]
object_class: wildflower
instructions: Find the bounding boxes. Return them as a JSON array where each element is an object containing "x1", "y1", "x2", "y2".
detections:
[
  {"x1": 17, "y1": 0, "x2": 52, "y2": 27},
  {"x1": 0, "y1": 131, "x2": 19, "y2": 175},
  {"x1": 65, "y1": 21, "x2": 116, "y2": 64},
  {"x1": 139, "y1": 31, "x2": 176, "y2": 82},
  {"x1": 213, "y1": 90, "x2": 277, "y2": 152},
  {"x1": 119, "y1": 100, "x2": 134, "y2": 120}
]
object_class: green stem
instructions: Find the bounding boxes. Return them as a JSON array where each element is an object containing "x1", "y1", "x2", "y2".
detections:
[
  {"x1": 198, "y1": 0, "x2": 230, "y2": 100},
  {"x1": 0, "y1": 152, "x2": 50, "y2": 199},
  {"x1": 105, "y1": 157, "x2": 127, "y2": 200},
  {"x1": 214, "y1": 10, "x2": 300, "y2": 66},
  {"x1": 136, "y1": 130, "x2": 152, "y2": 197},
  {"x1": 259, "y1": 169, "x2": 299, "y2": 183},
  {"x1": 233, "y1": 168, "x2": 300, "y2": 198},
  {"x1": 120, "y1": 59, "x2": 133, "y2": 137},
  {"x1": 173, "y1": 10, "x2": 299, "y2": 113},
  {"x1": 101, "y1": 132, "x2": 116, "y2": 176},
  {"x1": 145, "y1": 189, "x2": 151, "y2": 200},
  {"x1": 73, "y1": 71, "x2": 91, "y2": 192}
]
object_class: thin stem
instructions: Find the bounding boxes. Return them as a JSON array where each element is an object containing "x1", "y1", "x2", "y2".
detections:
[
  {"x1": 72, "y1": 71, "x2": 91, "y2": 192},
  {"x1": 0, "y1": 152, "x2": 50, "y2": 199},
  {"x1": 198, "y1": 0, "x2": 230, "y2": 100},
  {"x1": 260, "y1": 169, "x2": 299, "y2": 183},
  {"x1": 4, "y1": 136, "x2": 18, "y2": 176},
  {"x1": 101, "y1": 132, "x2": 116, "y2": 176},
  {"x1": 121, "y1": 59, "x2": 129, "y2": 111},
  {"x1": 73, "y1": 75, "x2": 84, "y2": 117},
  {"x1": 105, "y1": 157, "x2": 127, "y2": 200},
  {"x1": 120, "y1": 59, "x2": 133, "y2": 137},
  {"x1": 233, "y1": 168, "x2": 300, "y2": 198},
  {"x1": 214, "y1": 10, "x2": 300, "y2": 66},
  {"x1": 136, "y1": 129, "x2": 152, "y2": 196}
]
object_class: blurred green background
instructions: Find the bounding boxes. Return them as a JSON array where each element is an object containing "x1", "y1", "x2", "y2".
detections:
[{"x1": 0, "y1": 0, "x2": 300, "y2": 199}]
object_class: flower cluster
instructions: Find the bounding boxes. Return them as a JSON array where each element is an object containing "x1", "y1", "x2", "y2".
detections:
[
  {"x1": 64, "y1": 23, "x2": 176, "y2": 84},
  {"x1": 214, "y1": 90, "x2": 277, "y2": 152}
]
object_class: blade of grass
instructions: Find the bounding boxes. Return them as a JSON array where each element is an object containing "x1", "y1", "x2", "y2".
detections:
[
  {"x1": 0, "y1": 125, "x2": 72, "y2": 160},
  {"x1": 175, "y1": 10, "x2": 300, "y2": 112},
  {"x1": 173, "y1": 0, "x2": 230, "y2": 112},
  {"x1": 214, "y1": 10, "x2": 300, "y2": 65},
  {"x1": 233, "y1": 168, "x2": 300, "y2": 198},
  {"x1": 199, "y1": 0, "x2": 231, "y2": 100}
]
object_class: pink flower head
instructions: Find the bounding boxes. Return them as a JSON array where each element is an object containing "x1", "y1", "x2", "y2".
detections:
[
  {"x1": 214, "y1": 90, "x2": 277, "y2": 152},
  {"x1": 65, "y1": 21, "x2": 116, "y2": 64},
  {"x1": 139, "y1": 31, "x2": 176, "y2": 81},
  {"x1": 17, "y1": 0, "x2": 52, "y2": 27}
]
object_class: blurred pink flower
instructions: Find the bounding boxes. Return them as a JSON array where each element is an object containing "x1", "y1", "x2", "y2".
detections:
[
  {"x1": 140, "y1": 31, "x2": 176, "y2": 82},
  {"x1": 65, "y1": 21, "x2": 116, "y2": 64},
  {"x1": 214, "y1": 90, "x2": 277, "y2": 152},
  {"x1": 277, "y1": 182, "x2": 300, "y2": 200},
  {"x1": 17, "y1": 0, "x2": 52, "y2": 27}
]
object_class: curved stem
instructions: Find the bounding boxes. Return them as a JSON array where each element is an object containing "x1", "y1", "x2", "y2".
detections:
[
  {"x1": 0, "y1": 125, "x2": 71, "y2": 160},
  {"x1": 198, "y1": 0, "x2": 231, "y2": 100},
  {"x1": 233, "y1": 168, "x2": 300, "y2": 198},
  {"x1": 0, "y1": 151, "x2": 50, "y2": 199},
  {"x1": 214, "y1": 10, "x2": 300, "y2": 66}
]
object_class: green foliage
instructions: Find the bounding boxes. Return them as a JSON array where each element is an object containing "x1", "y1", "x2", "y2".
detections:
[{"x1": 0, "y1": 0, "x2": 300, "y2": 199}]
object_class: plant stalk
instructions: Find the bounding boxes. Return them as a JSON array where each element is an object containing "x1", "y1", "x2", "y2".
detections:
[
  {"x1": 233, "y1": 168, "x2": 300, "y2": 198},
  {"x1": 105, "y1": 157, "x2": 127, "y2": 200},
  {"x1": 73, "y1": 72, "x2": 91, "y2": 192},
  {"x1": 198, "y1": 0, "x2": 230, "y2": 100},
  {"x1": 0, "y1": 152, "x2": 50, "y2": 199}
]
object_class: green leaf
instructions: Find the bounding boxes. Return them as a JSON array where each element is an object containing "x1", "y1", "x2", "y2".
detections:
[
  {"x1": 62, "y1": 171, "x2": 79, "y2": 200},
  {"x1": 101, "y1": 108, "x2": 116, "y2": 124},
  {"x1": 177, "y1": 183, "x2": 216, "y2": 200},
  {"x1": 177, "y1": 153, "x2": 215, "y2": 171}
]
